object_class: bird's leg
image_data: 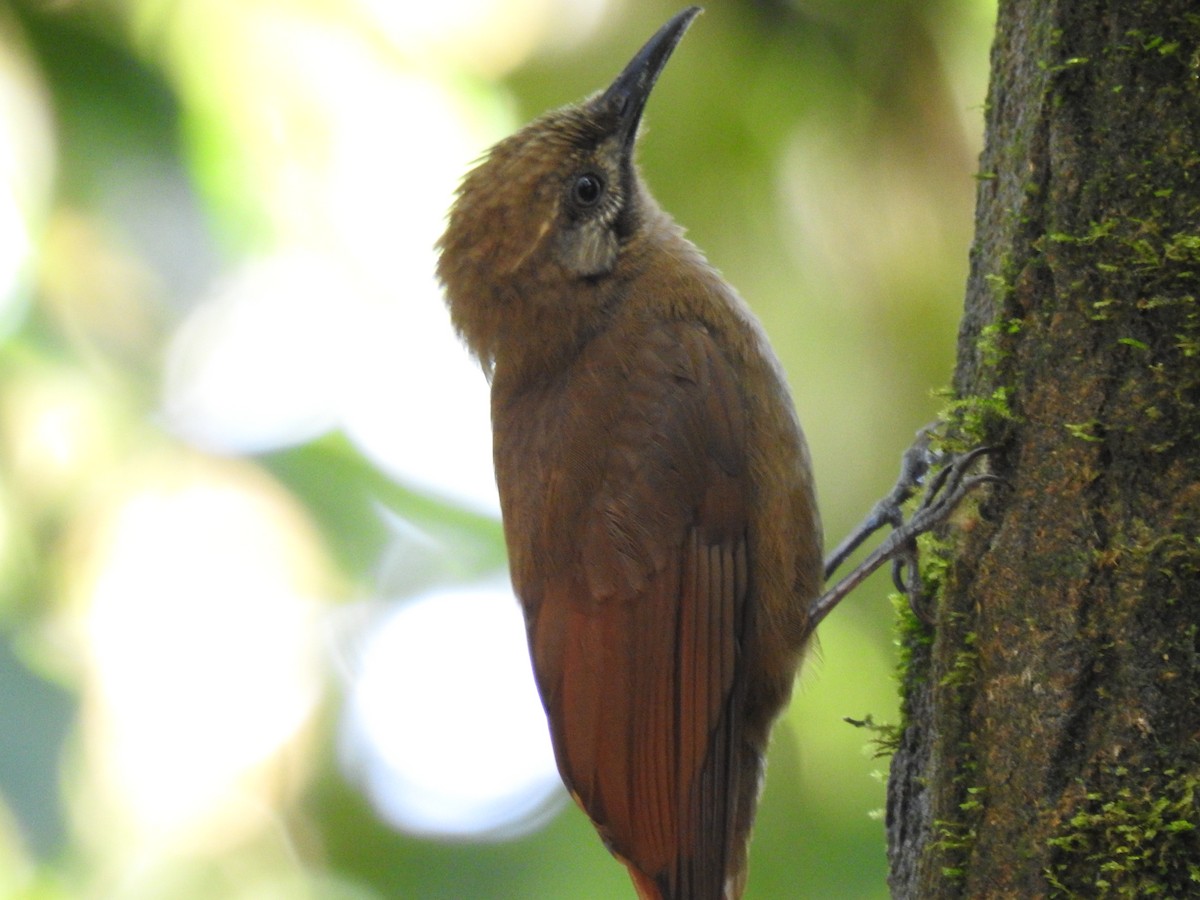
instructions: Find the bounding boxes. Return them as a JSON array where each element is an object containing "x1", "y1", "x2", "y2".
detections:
[
  {"x1": 821, "y1": 425, "x2": 940, "y2": 579},
  {"x1": 809, "y1": 427, "x2": 1001, "y2": 629}
]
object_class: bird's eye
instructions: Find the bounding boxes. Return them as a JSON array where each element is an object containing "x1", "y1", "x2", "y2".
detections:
[{"x1": 572, "y1": 172, "x2": 605, "y2": 207}]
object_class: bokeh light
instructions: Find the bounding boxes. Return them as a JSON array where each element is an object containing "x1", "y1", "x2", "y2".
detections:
[
  {"x1": 66, "y1": 454, "x2": 329, "y2": 849},
  {"x1": 339, "y1": 585, "x2": 564, "y2": 839},
  {"x1": 0, "y1": 12, "x2": 52, "y2": 336},
  {"x1": 152, "y1": 0, "x2": 512, "y2": 511}
]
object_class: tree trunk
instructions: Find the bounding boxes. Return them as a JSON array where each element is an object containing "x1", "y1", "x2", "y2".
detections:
[{"x1": 886, "y1": 2, "x2": 1200, "y2": 897}]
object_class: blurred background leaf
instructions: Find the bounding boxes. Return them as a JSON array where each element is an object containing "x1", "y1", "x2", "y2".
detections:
[{"x1": 0, "y1": 0, "x2": 994, "y2": 897}]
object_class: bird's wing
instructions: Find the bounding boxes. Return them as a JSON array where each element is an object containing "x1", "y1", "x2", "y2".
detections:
[{"x1": 527, "y1": 320, "x2": 751, "y2": 899}]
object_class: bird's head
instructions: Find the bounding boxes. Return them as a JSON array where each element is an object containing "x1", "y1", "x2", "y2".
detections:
[{"x1": 437, "y1": 7, "x2": 701, "y2": 371}]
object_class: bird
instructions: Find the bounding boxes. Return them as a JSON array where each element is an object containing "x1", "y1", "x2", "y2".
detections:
[{"x1": 437, "y1": 7, "x2": 822, "y2": 898}]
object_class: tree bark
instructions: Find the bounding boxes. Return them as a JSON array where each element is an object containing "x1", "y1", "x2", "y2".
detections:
[{"x1": 887, "y1": 2, "x2": 1200, "y2": 897}]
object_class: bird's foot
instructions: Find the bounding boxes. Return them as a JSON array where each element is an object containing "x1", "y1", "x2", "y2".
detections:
[
  {"x1": 885, "y1": 441, "x2": 1004, "y2": 624},
  {"x1": 811, "y1": 426, "x2": 1003, "y2": 628}
]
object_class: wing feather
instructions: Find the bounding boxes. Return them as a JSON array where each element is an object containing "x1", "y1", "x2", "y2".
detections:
[{"x1": 524, "y1": 320, "x2": 751, "y2": 899}]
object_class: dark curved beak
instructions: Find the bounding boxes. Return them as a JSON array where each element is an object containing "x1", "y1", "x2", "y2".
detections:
[{"x1": 602, "y1": 6, "x2": 701, "y2": 152}]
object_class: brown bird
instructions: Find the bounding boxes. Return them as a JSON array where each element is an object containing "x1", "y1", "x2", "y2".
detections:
[{"x1": 438, "y1": 7, "x2": 822, "y2": 898}]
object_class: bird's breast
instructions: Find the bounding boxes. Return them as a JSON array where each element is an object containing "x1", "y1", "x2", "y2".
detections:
[{"x1": 491, "y1": 346, "x2": 625, "y2": 604}]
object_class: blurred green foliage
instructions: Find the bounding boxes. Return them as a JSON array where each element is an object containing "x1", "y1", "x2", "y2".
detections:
[{"x1": 0, "y1": 0, "x2": 994, "y2": 897}]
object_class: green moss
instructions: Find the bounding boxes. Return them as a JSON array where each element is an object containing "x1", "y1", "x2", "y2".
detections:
[
  {"x1": 977, "y1": 316, "x2": 1023, "y2": 368},
  {"x1": 1118, "y1": 337, "x2": 1151, "y2": 351},
  {"x1": 888, "y1": 586, "x2": 935, "y2": 749},
  {"x1": 938, "y1": 630, "x2": 979, "y2": 690},
  {"x1": 893, "y1": 527, "x2": 982, "y2": 879},
  {"x1": 1064, "y1": 420, "x2": 1105, "y2": 442},
  {"x1": 843, "y1": 713, "x2": 902, "y2": 759},
  {"x1": 905, "y1": 520, "x2": 989, "y2": 887},
  {"x1": 959, "y1": 785, "x2": 987, "y2": 814},
  {"x1": 930, "y1": 817, "x2": 976, "y2": 884},
  {"x1": 1162, "y1": 231, "x2": 1200, "y2": 262},
  {"x1": 1045, "y1": 768, "x2": 1200, "y2": 897},
  {"x1": 935, "y1": 385, "x2": 1017, "y2": 451},
  {"x1": 892, "y1": 590, "x2": 932, "y2": 678},
  {"x1": 930, "y1": 770, "x2": 987, "y2": 885}
]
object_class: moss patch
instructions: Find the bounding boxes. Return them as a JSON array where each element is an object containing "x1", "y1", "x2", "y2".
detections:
[{"x1": 1045, "y1": 767, "x2": 1200, "y2": 897}]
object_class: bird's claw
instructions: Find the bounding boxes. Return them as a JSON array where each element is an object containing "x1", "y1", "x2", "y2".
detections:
[
  {"x1": 813, "y1": 425, "x2": 1004, "y2": 629},
  {"x1": 889, "y1": 443, "x2": 1005, "y2": 624}
]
